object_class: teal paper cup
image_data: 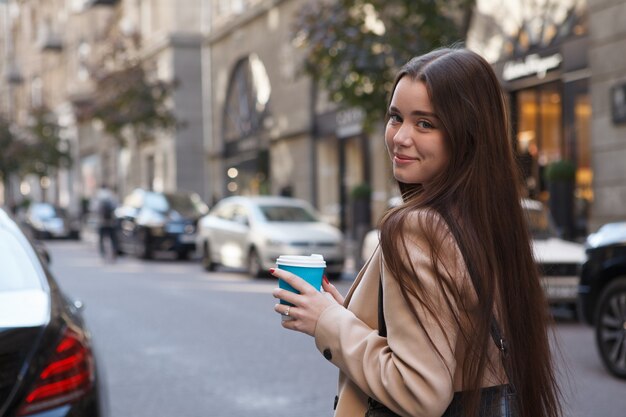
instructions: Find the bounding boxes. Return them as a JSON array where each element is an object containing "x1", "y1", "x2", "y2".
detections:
[{"x1": 276, "y1": 254, "x2": 326, "y2": 308}]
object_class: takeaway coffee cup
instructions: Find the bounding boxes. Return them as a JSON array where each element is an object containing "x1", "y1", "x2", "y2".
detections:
[{"x1": 276, "y1": 254, "x2": 326, "y2": 309}]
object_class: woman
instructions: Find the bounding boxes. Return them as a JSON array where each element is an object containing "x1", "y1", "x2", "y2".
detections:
[{"x1": 271, "y1": 48, "x2": 562, "y2": 417}]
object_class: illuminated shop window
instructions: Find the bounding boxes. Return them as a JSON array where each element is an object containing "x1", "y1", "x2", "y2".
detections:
[
  {"x1": 575, "y1": 94, "x2": 592, "y2": 201},
  {"x1": 515, "y1": 84, "x2": 562, "y2": 198}
]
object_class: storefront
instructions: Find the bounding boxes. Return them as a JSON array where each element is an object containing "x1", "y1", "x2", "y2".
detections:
[
  {"x1": 315, "y1": 107, "x2": 371, "y2": 234},
  {"x1": 493, "y1": 34, "x2": 592, "y2": 238}
]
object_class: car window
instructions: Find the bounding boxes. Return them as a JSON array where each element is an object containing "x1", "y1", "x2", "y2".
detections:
[
  {"x1": 31, "y1": 203, "x2": 56, "y2": 219},
  {"x1": 231, "y1": 205, "x2": 249, "y2": 225},
  {"x1": 124, "y1": 192, "x2": 143, "y2": 208},
  {"x1": 258, "y1": 205, "x2": 317, "y2": 222},
  {"x1": 213, "y1": 203, "x2": 234, "y2": 220},
  {"x1": 144, "y1": 192, "x2": 169, "y2": 212},
  {"x1": 0, "y1": 228, "x2": 45, "y2": 292},
  {"x1": 165, "y1": 193, "x2": 209, "y2": 217}
]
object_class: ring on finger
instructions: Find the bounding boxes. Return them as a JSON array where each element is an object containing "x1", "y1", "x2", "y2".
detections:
[{"x1": 283, "y1": 306, "x2": 291, "y2": 317}]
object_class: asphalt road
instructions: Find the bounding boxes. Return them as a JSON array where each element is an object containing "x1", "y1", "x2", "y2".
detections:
[{"x1": 46, "y1": 240, "x2": 626, "y2": 417}]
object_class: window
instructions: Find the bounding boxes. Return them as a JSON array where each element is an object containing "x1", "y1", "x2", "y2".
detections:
[
  {"x1": 515, "y1": 84, "x2": 563, "y2": 197},
  {"x1": 222, "y1": 54, "x2": 271, "y2": 144},
  {"x1": 258, "y1": 205, "x2": 317, "y2": 223}
]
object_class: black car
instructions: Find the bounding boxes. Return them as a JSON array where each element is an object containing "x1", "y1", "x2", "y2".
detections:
[
  {"x1": 115, "y1": 189, "x2": 209, "y2": 260},
  {"x1": 578, "y1": 221, "x2": 626, "y2": 380},
  {"x1": 0, "y1": 208, "x2": 106, "y2": 416}
]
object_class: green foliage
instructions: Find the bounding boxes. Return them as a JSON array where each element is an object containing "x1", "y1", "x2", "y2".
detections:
[
  {"x1": 80, "y1": 24, "x2": 179, "y2": 146},
  {"x1": 350, "y1": 182, "x2": 372, "y2": 199},
  {"x1": 0, "y1": 108, "x2": 72, "y2": 189},
  {"x1": 292, "y1": 0, "x2": 474, "y2": 131},
  {"x1": 24, "y1": 107, "x2": 72, "y2": 178},
  {"x1": 0, "y1": 115, "x2": 27, "y2": 181},
  {"x1": 544, "y1": 159, "x2": 576, "y2": 182},
  {"x1": 91, "y1": 64, "x2": 178, "y2": 145}
]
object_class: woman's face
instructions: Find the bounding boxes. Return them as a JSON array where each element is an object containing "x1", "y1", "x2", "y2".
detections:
[{"x1": 385, "y1": 77, "x2": 449, "y2": 187}]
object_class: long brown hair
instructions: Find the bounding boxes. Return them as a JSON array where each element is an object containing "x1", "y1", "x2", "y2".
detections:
[{"x1": 379, "y1": 48, "x2": 562, "y2": 417}]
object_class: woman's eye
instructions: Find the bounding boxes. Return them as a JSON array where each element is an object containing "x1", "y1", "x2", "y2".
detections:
[
  {"x1": 389, "y1": 114, "x2": 402, "y2": 123},
  {"x1": 417, "y1": 120, "x2": 434, "y2": 129}
]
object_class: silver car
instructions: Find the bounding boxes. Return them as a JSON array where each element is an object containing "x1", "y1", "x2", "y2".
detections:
[{"x1": 197, "y1": 196, "x2": 345, "y2": 278}]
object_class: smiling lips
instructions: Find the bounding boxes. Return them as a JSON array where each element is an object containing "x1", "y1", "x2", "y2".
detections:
[{"x1": 393, "y1": 153, "x2": 418, "y2": 164}]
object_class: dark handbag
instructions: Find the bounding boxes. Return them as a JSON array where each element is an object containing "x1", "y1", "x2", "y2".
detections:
[{"x1": 364, "y1": 277, "x2": 519, "y2": 417}]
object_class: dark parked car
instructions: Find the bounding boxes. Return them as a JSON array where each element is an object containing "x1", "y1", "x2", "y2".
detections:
[
  {"x1": 115, "y1": 189, "x2": 209, "y2": 260},
  {"x1": 0, "y1": 208, "x2": 106, "y2": 416},
  {"x1": 578, "y1": 221, "x2": 626, "y2": 379},
  {"x1": 24, "y1": 203, "x2": 81, "y2": 240}
]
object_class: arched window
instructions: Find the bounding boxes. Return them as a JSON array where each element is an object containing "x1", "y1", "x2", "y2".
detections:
[
  {"x1": 222, "y1": 53, "x2": 271, "y2": 148},
  {"x1": 221, "y1": 54, "x2": 272, "y2": 195}
]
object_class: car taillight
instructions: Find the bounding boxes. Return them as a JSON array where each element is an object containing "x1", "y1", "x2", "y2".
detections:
[{"x1": 16, "y1": 327, "x2": 94, "y2": 416}]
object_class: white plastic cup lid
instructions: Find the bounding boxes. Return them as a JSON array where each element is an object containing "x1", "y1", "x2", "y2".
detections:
[{"x1": 276, "y1": 254, "x2": 326, "y2": 268}]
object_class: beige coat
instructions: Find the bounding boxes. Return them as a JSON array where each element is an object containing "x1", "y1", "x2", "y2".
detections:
[{"x1": 314, "y1": 209, "x2": 505, "y2": 417}]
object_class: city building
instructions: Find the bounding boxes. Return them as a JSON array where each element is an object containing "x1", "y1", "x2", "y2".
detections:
[
  {"x1": 0, "y1": 0, "x2": 208, "y2": 214},
  {"x1": 469, "y1": 0, "x2": 593, "y2": 238},
  {"x1": 587, "y1": 0, "x2": 626, "y2": 228},
  {"x1": 204, "y1": 0, "x2": 393, "y2": 234},
  {"x1": 2, "y1": 0, "x2": 624, "y2": 239}
]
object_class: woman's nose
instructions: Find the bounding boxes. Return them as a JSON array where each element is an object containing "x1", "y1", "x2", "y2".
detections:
[{"x1": 393, "y1": 123, "x2": 412, "y2": 146}]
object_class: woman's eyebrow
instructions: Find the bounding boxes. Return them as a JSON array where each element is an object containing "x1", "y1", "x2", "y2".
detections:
[{"x1": 388, "y1": 105, "x2": 438, "y2": 119}]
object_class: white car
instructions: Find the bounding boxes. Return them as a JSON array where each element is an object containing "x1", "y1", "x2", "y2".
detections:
[
  {"x1": 361, "y1": 199, "x2": 586, "y2": 307},
  {"x1": 197, "y1": 196, "x2": 345, "y2": 278}
]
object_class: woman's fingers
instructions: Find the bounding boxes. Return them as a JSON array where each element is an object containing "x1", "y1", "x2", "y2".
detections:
[
  {"x1": 272, "y1": 287, "x2": 299, "y2": 305},
  {"x1": 322, "y1": 276, "x2": 344, "y2": 305},
  {"x1": 274, "y1": 303, "x2": 295, "y2": 317},
  {"x1": 270, "y1": 270, "x2": 339, "y2": 337},
  {"x1": 270, "y1": 267, "x2": 315, "y2": 293}
]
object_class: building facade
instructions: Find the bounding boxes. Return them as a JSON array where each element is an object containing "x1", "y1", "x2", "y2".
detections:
[
  {"x1": 587, "y1": 0, "x2": 626, "y2": 228},
  {"x1": 469, "y1": 0, "x2": 594, "y2": 238},
  {"x1": 0, "y1": 0, "x2": 208, "y2": 214},
  {"x1": 4, "y1": 0, "x2": 622, "y2": 238},
  {"x1": 204, "y1": 0, "x2": 393, "y2": 234}
]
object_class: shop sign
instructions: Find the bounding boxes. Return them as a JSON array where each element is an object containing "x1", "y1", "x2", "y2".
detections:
[
  {"x1": 336, "y1": 108, "x2": 365, "y2": 138},
  {"x1": 502, "y1": 53, "x2": 562, "y2": 81},
  {"x1": 611, "y1": 82, "x2": 626, "y2": 125}
]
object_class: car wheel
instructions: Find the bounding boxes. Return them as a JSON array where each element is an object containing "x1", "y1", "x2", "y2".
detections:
[
  {"x1": 594, "y1": 277, "x2": 626, "y2": 379},
  {"x1": 136, "y1": 229, "x2": 153, "y2": 260},
  {"x1": 202, "y1": 241, "x2": 216, "y2": 271},
  {"x1": 248, "y1": 248, "x2": 265, "y2": 278}
]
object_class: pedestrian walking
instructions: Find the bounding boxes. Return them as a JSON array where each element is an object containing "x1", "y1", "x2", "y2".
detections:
[
  {"x1": 271, "y1": 47, "x2": 562, "y2": 417},
  {"x1": 93, "y1": 184, "x2": 118, "y2": 260}
]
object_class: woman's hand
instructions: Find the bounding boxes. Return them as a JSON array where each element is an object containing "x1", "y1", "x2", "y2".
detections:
[
  {"x1": 272, "y1": 269, "x2": 342, "y2": 336},
  {"x1": 322, "y1": 275, "x2": 344, "y2": 305}
]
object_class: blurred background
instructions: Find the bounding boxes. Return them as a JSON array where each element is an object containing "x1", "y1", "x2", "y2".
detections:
[
  {"x1": 1, "y1": 0, "x2": 620, "y2": 243},
  {"x1": 1, "y1": 1, "x2": 625, "y2": 416}
]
